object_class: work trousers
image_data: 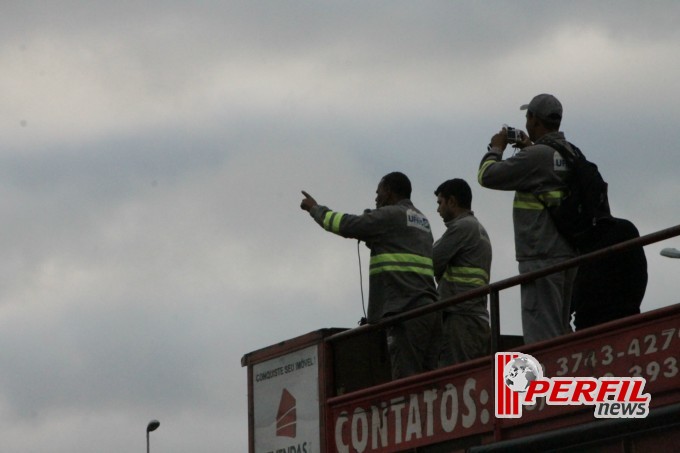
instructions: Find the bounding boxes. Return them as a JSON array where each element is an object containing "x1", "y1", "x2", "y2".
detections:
[
  {"x1": 386, "y1": 310, "x2": 442, "y2": 380},
  {"x1": 518, "y1": 259, "x2": 576, "y2": 344},
  {"x1": 439, "y1": 312, "x2": 490, "y2": 367}
]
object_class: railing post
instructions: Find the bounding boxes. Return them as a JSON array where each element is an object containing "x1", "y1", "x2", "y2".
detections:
[{"x1": 490, "y1": 290, "x2": 500, "y2": 354}]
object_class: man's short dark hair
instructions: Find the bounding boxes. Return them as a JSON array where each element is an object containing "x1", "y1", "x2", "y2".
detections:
[
  {"x1": 434, "y1": 178, "x2": 472, "y2": 209},
  {"x1": 381, "y1": 172, "x2": 412, "y2": 199}
]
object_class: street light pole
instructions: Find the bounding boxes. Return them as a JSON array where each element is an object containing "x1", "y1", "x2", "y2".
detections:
[{"x1": 146, "y1": 420, "x2": 160, "y2": 453}]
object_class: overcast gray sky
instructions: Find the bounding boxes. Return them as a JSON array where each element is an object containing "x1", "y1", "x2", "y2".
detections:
[{"x1": 1, "y1": 1, "x2": 679, "y2": 451}]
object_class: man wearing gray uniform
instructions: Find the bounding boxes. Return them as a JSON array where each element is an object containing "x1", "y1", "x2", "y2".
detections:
[
  {"x1": 478, "y1": 94, "x2": 577, "y2": 344},
  {"x1": 433, "y1": 179, "x2": 491, "y2": 365},
  {"x1": 300, "y1": 172, "x2": 442, "y2": 379}
]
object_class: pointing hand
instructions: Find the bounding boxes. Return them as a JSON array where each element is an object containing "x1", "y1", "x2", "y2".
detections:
[{"x1": 300, "y1": 190, "x2": 318, "y2": 212}]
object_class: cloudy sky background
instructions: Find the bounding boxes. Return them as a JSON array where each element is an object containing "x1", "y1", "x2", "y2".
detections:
[{"x1": 1, "y1": 1, "x2": 679, "y2": 451}]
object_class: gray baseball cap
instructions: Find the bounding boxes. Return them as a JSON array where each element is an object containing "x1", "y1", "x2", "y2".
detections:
[{"x1": 520, "y1": 94, "x2": 562, "y2": 121}]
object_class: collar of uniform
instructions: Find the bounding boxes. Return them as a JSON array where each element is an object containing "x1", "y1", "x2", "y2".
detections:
[
  {"x1": 395, "y1": 198, "x2": 414, "y2": 208},
  {"x1": 445, "y1": 210, "x2": 474, "y2": 227},
  {"x1": 535, "y1": 130, "x2": 566, "y2": 145}
]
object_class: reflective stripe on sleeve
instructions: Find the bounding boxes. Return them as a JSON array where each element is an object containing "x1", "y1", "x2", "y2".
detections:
[
  {"x1": 478, "y1": 160, "x2": 496, "y2": 185},
  {"x1": 322, "y1": 211, "x2": 345, "y2": 234}
]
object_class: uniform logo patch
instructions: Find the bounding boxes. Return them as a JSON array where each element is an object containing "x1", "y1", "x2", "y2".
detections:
[
  {"x1": 406, "y1": 209, "x2": 431, "y2": 232},
  {"x1": 554, "y1": 151, "x2": 570, "y2": 172}
]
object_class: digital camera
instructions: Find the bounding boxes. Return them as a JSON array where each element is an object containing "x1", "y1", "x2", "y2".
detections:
[{"x1": 504, "y1": 125, "x2": 523, "y2": 144}]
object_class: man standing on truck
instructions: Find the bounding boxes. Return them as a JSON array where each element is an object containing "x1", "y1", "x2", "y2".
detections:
[
  {"x1": 300, "y1": 171, "x2": 442, "y2": 379},
  {"x1": 478, "y1": 94, "x2": 577, "y2": 344},
  {"x1": 433, "y1": 178, "x2": 492, "y2": 365}
]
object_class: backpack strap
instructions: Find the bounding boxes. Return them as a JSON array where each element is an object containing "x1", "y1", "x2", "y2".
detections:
[
  {"x1": 541, "y1": 138, "x2": 583, "y2": 163},
  {"x1": 531, "y1": 139, "x2": 578, "y2": 213}
]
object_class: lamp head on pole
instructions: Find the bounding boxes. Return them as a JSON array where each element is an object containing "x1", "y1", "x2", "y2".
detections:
[
  {"x1": 661, "y1": 248, "x2": 680, "y2": 259},
  {"x1": 147, "y1": 420, "x2": 160, "y2": 433}
]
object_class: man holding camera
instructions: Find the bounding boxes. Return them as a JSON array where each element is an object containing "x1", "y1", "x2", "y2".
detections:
[
  {"x1": 477, "y1": 94, "x2": 577, "y2": 344},
  {"x1": 300, "y1": 172, "x2": 442, "y2": 379}
]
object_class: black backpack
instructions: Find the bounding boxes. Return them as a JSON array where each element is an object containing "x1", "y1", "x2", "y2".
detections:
[{"x1": 539, "y1": 139, "x2": 613, "y2": 250}]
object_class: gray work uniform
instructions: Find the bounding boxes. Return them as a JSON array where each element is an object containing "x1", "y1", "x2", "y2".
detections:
[
  {"x1": 309, "y1": 199, "x2": 442, "y2": 378},
  {"x1": 478, "y1": 131, "x2": 577, "y2": 344},
  {"x1": 433, "y1": 212, "x2": 492, "y2": 365}
]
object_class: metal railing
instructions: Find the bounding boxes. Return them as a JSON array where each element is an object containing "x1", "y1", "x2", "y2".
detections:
[{"x1": 325, "y1": 224, "x2": 680, "y2": 352}]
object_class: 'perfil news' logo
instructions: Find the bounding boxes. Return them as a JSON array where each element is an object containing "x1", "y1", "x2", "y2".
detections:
[{"x1": 495, "y1": 353, "x2": 651, "y2": 419}]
